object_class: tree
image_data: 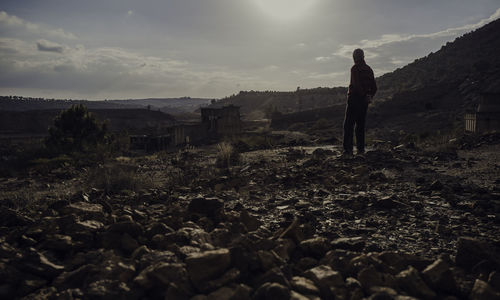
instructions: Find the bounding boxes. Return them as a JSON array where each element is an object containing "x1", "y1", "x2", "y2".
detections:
[{"x1": 46, "y1": 104, "x2": 108, "y2": 154}]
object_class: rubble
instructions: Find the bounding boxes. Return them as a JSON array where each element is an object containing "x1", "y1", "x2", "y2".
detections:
[{"x1": 0, "y1": 141, "x2": 499, "y2": 299}]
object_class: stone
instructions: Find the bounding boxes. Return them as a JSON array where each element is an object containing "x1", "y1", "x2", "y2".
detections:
[
  {"x1": 85, "y1": 279, "x2": 134, "y2": 300},
  {"x1": 106, "y1": 221, "x2": 143, "y2": 237},
  {"x1": 396, "y1": 266, "x2": 436, "y2": 299},
  {"x1": 0, "y1": 207, "x2": 34, "y2": 227},
  {"x1": 489, "y1": 271, "x2": 500, "y2": 291},
  {"x1": 120, "y1": 233, "x2": 139, "y2": 253},
  {"x1": 240, "y1": 210, "x2": 262, "y2": 231},
  {"x1": 18, "y1": 249, "x2": 65, "y2": 279},
  {"x1": 186, "y1": 248, "x2": 231, "y2": 287},
  {"x1": 331, "y1": 237, "x2": 365, "y2": 251},
  {"x1": 290, "y1": 290, "x2": 320, "y2": 300},
  {"x1": 299, "y1": 237, "x2": 329, "y2": 259},
  {"x1": 255, "y1": 267, "x2": 290, "y2": 288},
  {"x1": 53, "y1": 264, "x2": 100, "y2": 289},
  {"x1": 357, "y1": 265, "x2": 384, "y2": 289},
  {"x1": 198, "y1": 268, "x2": 240, "y2": 293},
  {"x1": 255, "y1": 282, "x2": 290, "y2": 300},
  {"x1": 304, "y1": 265, "x2": 344, "y2": 298},
  {"x1": 61, "y1": 202, "x2": 105, "y2": 221},
  {"x1": 421, "y1": 258, "x2": 457, "y2": 293},
  {"x1": 456, "y1": 237, "x2": 497, "y2": 271},
  {"x1": 188, "y1": 197, "x2": 224, "y2": 218},
  {"x1": 291, "y1": 276, "x2": 320, "y2": 296},
  {"x1": 469, "y1": 279, "x2": 500, "y2": 300},
  {"x1": 41, "y1": 234, "x2": 73, "y2": 252}
]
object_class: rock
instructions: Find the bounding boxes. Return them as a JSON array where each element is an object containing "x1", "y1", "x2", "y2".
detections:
[
  {"x1": 291, "y1": 276, "x2": 320, "y2": 296},
  {"x1": 120, "y1": 233, "x2": 139, "y2": 253},
  {"x1": 67, "y1": 220, "x2": 105, "y2": 233},
  {"x1": 257, "y1": 250, "x2": 281, "y2": 271},
  {"x1": 146, "y1": 222, "x2": 174, "y2": 238},
  {"x1": 255, "y1": 282, "x2": 290, "y2": 300},
  {"x1": 61, "y1": 202, "x2": 105, "y2": 221},
  {"x1": 456, "y1": 237, "x2": 498, "y2": 271},
  {"x1": 396, "y1": 266, "x2": 436, "y2": 299},
  {"x1": 273, "y1": 239, "x2": 296, "y2": 262},
  {"x1": 304, "y1": 265, "x2": 344, "y2": 298},
  {"x1": 279, "y1": 218, "x2": 305, "y2": 243},
  {"x1": 18, "y1": 249, "x2": 65, "y2": 279},
  {"x1": 188, "y1": 197, "x2": 224, "y2": 218},
  {"x1": 299, "y1": 237, "x2": 329, "y2": 258},
  {"x1": 198, "y1": 268, "x2": 240, "y2": 293},
  {"x1": 240, "y1": 210, "x2": 262, "y2": 231},
  {"x1": 422, "y1": 258, "x2": 457, "y2": 293},
  {"x1": 489, "y1": 271, "x2": 500, "y2": 291},
  {"x1": 368, "y1": 286, "x2": 398, "y2": 298},
  {"x1": 430, "y1": 180, "x2": 444, "y2": 191},
  {"x1": 53, "y1": 264, "x2": 100, "y2": 289},
  {"x1": 255, "y1": 267, "x2": 290, "y2": 288},
  {"x1": 373, "y1": 196, "x2": 403, "y2": 210},
  {"x1": 85, "y1": 279, "x2": 135, "y2": 300},
  {"x1": 106, "y1": 221, "x2": 143, "y2": 237},
  {"x1": 290, "y1": 290, "x2": 320, "y2": 300},
  {"x1": 357, "y1": 266, "x2": 397, "y2": 292},
  {"x1": 0, "y1": 207, "x2": 34, "y2": 227},
  {"x1": 207, "y1": 284, "x2": 252, "y2": 300},
  {"x1": 186, "y1": 248, "x2": 231, "y2": 288},
  {"x1": 41, "y1": 234, "x2": 74, "y2": 252},
  {"x1": 331, "y1": 237, "x2": 365, "y2": 251},
  {"x1": 469, "y1": 279, "x2": 500, "y2": 300}
]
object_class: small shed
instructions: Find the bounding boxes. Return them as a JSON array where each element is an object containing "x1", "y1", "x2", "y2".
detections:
[{"x1": 465, "y1": 92, "x2": 500, "y2": 133}]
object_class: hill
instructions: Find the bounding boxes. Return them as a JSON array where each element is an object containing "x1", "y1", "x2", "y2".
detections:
[
  {"x1": 270, "y1": 18, "x2": 500, "y2": 141},
  {"x1": 0, "y1": 96, "x2": 210, "y2": 115},
  {"x1": 211, "y1": 87, "x2": 347, "y2": 120}
]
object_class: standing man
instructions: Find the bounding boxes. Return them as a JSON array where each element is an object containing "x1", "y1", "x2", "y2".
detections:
[{"x1": 343, "y1": 48, "x2": 377, "y2": 156}]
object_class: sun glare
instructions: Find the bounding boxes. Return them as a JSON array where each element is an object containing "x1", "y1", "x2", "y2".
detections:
[{"x1": 254, "y1": 0, "x2": 318, "y2": 21}]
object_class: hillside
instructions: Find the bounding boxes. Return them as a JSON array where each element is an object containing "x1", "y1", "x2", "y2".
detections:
[
  {"x1": 0, "y1": 109, "x2": 176, "y2": 136},
  {"x1": 211, "y1": 87, "x2": 348, "y2": 119},
  {"x1": 269, "y1": 18, "x2": 500, "y2": 140},
  {"x1": 0, "y1": 97, "x2": 210, "y2": 114}
]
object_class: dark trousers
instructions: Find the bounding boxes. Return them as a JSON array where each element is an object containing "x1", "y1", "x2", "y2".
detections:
[{"x1": 343, "y1": 95, "x2": 368, "y2": 153}]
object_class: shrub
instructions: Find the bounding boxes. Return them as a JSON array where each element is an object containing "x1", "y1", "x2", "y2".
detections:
[
  {"x1": 46, "y1": 104, "x2": 108, "y2": 155},
  {"x1": 86, "y1": 163, "x2": 154, "y2": 194},
  {"x1": 215, "y1": 142, "x2": 240, "y2": 169}
]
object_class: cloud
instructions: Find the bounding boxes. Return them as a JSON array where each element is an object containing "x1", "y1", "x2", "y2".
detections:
[
  {"x1": 328, "y1": 7, "x2": 500, "y2": 75},
  {"x1": 0, "y1": 10, "x2": 76, "y2": 40},
  {"x1": 36, "y1": 39, "x2": 64, "y2": 53}
]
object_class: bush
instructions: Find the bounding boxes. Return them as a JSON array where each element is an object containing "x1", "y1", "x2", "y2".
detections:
[
  {"x1": 46, "y1": 104, "x2": 108, "y2": 155},
  {"x1": 215, "y1": 142, "x2": 240, "y2": 169},
  {"x1": 86, "y1": 163, "x2": 154, "y2": 194}
]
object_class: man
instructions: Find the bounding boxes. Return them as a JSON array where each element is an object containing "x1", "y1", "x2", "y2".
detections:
[{"x1": 343, "y1": 48, "x2": 377, "y2": 156}]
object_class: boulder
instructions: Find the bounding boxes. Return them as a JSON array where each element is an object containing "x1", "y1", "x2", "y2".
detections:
[
  {"x1": 291, "y1": 276, "x2": 320, "y2": 296},
  {"x1": 255, "y1": 282, "x2": 290, "y2": 300},
  {"x1": 331, "y1": 237, "x2": 365, "y2": 252},
  {"x1": 188, "y1": 197, "x2": 224, "y2": 218},
  {"x1": 396, "y1": 266, "x2": 436, "y2": 299},
  {"x1": 299, "y1": 237, "x2": 330, "y2": 259},
  {"x1": 469, "y1": 279, "x2": 500, "y2": 300},
  {"x1": 186, "y1": 248, "x2": 231, "y2": 288},
  {"x1": 456, "y1": 237, "x2": 498, "y2": 271},
  {"x1": 422, "y1": 258, "x2": 457, "y2": 293},
  {"x1": 60, "y1": 202, "x2": 105, "y2": 221}
]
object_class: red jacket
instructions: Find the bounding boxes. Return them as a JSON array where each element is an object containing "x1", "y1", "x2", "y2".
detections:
[{"x1": 348, "y1": 61, "x2": 377, "y2": 98}]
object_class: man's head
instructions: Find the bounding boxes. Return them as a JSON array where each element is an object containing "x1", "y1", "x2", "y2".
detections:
[{"x1": 353, "y1": 48, "x2": 364, "y2": 64}]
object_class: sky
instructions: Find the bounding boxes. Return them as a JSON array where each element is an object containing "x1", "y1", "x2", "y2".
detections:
[{"x1": 0, "y1": 0, "x2": 499, "y2": 100}]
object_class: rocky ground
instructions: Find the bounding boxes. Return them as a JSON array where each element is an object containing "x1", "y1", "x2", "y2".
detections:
[{"x1": 1, "y1": 133, "x2": 500, "y2": 299}]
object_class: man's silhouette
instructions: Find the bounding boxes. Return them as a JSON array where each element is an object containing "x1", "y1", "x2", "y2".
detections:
[{"x1": 343, "y1": 48, "x2": 377, "y2": 156}]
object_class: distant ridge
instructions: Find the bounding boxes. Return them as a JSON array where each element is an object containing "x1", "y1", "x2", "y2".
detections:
[{"x1": 0, "y1": 96, "x2": 211, "y2": 114}]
